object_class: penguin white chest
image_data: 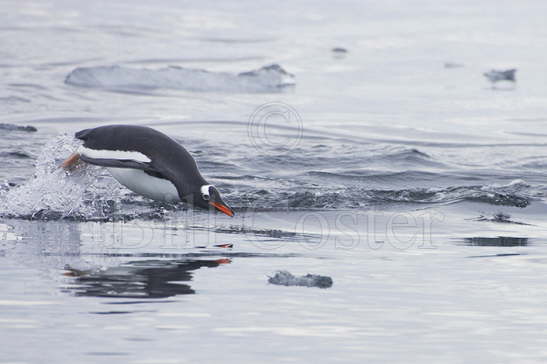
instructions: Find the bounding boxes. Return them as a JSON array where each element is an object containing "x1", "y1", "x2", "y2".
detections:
[{"x1": 107, "y1": 167, "x2": 180, "y2": 202}]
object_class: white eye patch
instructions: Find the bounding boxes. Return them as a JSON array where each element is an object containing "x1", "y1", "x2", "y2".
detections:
[{"x1": 201, "y1": 184, "x2": 213, "y2": 200}]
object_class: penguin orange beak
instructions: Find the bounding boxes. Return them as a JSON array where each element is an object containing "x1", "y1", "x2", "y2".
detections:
[{"x1": 210, "y1": 202, "x2": 235, "y2": 217}]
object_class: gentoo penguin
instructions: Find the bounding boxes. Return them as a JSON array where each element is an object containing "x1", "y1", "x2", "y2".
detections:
[{"x1": 61, "y1": 124, "x2": 234, "y2": 216}]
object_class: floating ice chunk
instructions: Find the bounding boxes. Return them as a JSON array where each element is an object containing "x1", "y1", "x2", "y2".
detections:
[
  {"x1": 65, "y1": 64, "x2": 295, "y2": 93},
  {"x1": 0, "y1": 123, "x2": 37, "y2": 132},
  {"x1": 483, "y1": 69, "x2": 516, "y2": 83},
  {"x1": 268, "y1": 270, "x2": 333, "y2": 288}
]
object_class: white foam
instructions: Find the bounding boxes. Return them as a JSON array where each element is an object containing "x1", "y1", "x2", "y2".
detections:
[
  {"x1": 65, "y1": 64, "x2": 295, "y2": 93},
  {"x1": 0, "y1": 134, "x2": 126, "y2": 219}
]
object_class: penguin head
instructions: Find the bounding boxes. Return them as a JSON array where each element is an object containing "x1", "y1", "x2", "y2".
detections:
[{"x1": 195, "y1": 184, "x2": 235, "y2": 217}]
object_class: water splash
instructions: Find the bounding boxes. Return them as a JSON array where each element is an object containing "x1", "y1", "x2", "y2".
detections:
[{"x1": 0, "y1": 134, "x2": 126, "y2": 220}]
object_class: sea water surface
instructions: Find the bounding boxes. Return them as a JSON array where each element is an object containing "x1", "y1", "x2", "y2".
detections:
[{"x1": 2, "y1": 0, "x2": 547, "y2": 363}]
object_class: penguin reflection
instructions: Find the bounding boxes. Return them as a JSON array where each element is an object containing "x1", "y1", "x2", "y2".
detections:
[{"x1": 64, "y1": 258, "x2": 230, "y2": 299}]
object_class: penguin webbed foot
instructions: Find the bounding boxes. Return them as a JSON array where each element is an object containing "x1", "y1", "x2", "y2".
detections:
[{"x1": 60, "y1": 153, "x2": 85, "y2": 172}]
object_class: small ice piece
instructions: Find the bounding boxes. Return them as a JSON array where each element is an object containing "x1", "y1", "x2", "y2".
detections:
[
  {"x1": 444, "y1": 62, "x2": 464, "y2": 69},
  {"x1": 331, "y1": 47, "x2": 348, "y2": 59},
  {"x1": 268, "y1": 270, "x2": 333, "y2": 288},
  {"x1": 331, "y1": 47, "x2": 348, "y2": 53},
  {"x1": 483, "y1": 69, "x2": 516, "y2": 83}
]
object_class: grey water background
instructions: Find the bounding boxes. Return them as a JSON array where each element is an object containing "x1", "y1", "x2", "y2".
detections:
[{"x1": 2, "y1": 0, "x2": 547, "y2": 363}]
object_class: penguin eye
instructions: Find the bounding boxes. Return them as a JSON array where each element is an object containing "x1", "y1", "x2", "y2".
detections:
[{"x1": 202, "y1": 192, "x2": 210, "y2": 201}]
